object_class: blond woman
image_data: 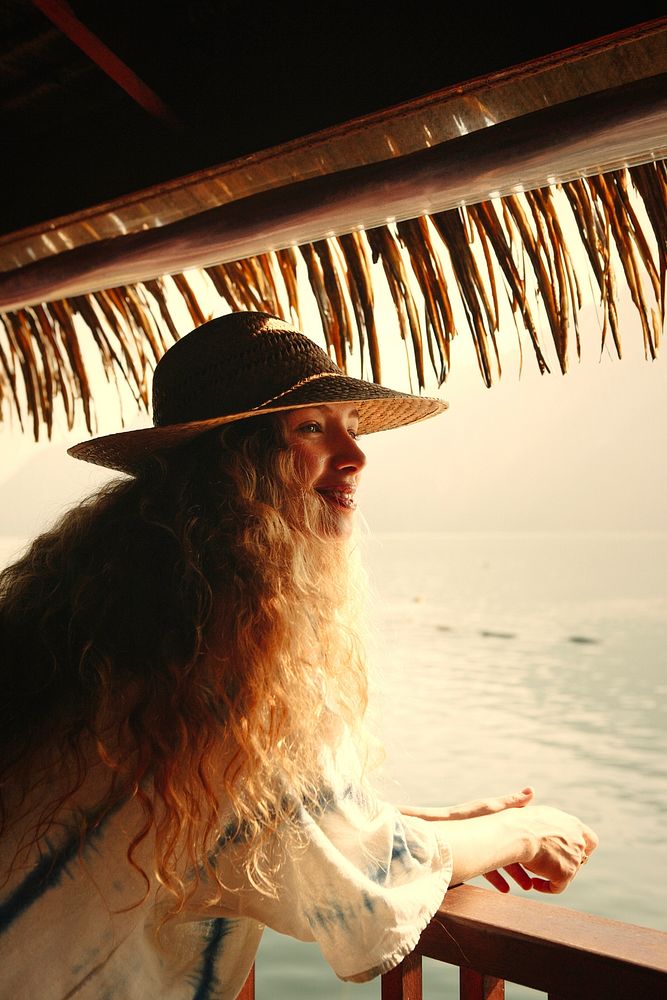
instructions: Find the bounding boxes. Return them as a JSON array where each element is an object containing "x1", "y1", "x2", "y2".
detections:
[{"x1": 0, "y1": 312, "x2": 597, "y2": 999}]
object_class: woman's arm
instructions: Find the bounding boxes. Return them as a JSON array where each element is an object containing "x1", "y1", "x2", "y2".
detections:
[
  {"x1": 400, "y1": 786, "x2": 535, "y2": 822},
  {"x1": 399, "y1": 787, "x2": 597, "y2": 894},
  {"x1": 432, "y1": 803, "x2": 598, "y2": 895},
  {"x1": 401, "y1": 786, "x2": 537, "y2": 890}
]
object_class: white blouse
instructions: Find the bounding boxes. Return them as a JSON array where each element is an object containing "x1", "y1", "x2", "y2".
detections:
[{"x1": 0, "y1": 757, "x2": 452, "y2": 999}]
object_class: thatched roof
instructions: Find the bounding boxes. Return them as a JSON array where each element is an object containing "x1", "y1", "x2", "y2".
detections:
[{"x1": 0, "y1": 10, "x2": 665, "y2": 440}]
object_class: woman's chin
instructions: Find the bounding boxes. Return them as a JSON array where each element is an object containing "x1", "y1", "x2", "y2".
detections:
[
  {"x1": 331, "y1": 515, "x2": 355, "y2": 540},
  {"x1": 319, "y1": 503, "x2": 357, "y2": 539}
]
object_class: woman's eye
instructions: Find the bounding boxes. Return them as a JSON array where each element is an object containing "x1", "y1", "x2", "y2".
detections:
[
  {"x1": 298, "y1": 422, "x2": 321, "y2": 433},
  {"x1": 348, "y1": 429, "x2": 360, "y2": 440}
]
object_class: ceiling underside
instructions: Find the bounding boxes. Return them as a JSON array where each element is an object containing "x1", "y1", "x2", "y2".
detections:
[
  {"x1": 0, "y1": 4, "x2": 665, "y2": 443},
  {"x1": 2, "y1": 2, "x2": 666, "y2": 237}
]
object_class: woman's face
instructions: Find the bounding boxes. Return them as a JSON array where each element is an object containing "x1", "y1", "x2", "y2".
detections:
[{"x1": 280, "y1": 403, "x2": 366, "y2": 537}]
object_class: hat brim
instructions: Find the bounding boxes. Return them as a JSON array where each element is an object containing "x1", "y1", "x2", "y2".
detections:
[{"x1": 67, "y1": 373, "x2": 448, "y2": 474}]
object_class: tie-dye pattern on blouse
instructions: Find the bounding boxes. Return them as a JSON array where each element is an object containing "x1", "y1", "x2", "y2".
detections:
[{"x1": 1, "y1": 761, "x2": 452, "y2": 997}]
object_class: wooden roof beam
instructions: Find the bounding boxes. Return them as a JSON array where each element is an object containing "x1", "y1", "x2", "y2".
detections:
[
  {"x1": 2, "y1": 17, "x2": 664, "y2": 273},
  {"x1": 0, "y1": 73, "x2": 664, "y2": 313},
  {"x1": 30, "y1": 0, "x2": 180, "y2": 127}
]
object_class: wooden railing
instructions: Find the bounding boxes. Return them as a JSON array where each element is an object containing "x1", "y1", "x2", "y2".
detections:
[{"x1": 238, "y1": 884, "x2": 667, "y2": 999}]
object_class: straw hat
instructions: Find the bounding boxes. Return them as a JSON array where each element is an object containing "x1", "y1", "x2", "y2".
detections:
[{"x1": 68, "y1": 311, "x2": 448, "y2": 474}]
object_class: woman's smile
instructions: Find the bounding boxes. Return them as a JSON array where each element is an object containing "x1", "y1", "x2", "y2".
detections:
[{"x1": 315, "y1": 484, "x2": 358, "y2": 510}]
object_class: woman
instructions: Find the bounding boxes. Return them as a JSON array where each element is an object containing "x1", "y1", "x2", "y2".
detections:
[{"x1": 0, "y1": 311, "x2": 597, "y2": 999}]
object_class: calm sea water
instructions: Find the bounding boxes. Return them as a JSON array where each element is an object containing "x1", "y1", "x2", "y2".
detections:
[
  {"x1": 258, "y1": 531, "x2": 667, "y2": 999},
  {"x1": 2, "y1": 531, "x2": 665, "y2": 998}
]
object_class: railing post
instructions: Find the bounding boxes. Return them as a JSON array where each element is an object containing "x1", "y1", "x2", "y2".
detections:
[
  {"x1": 460, "y1": 966, "x2": 505, "y2": 1000},
  {"x1": 381, "y1": 950, "x2": 423, "y2": 1000},
  {"x1": 237, "y1": 962, "x2": 255, "y2": 1000}
]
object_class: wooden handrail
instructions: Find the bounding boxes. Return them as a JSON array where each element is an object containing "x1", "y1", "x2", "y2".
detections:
[
  {"x1": 415, "y1": 884, "x2": 667, "y2": 999},
  {"x1": 237, "y1": 884, "x2": 667, "y2": 999}
]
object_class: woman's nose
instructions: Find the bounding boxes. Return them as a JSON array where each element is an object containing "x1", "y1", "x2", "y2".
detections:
[{"x1": 334, "y1": 435, "x2": 366, "y2": 472}]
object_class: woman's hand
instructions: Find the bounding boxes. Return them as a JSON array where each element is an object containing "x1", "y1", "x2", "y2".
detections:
[
  {"x1": 516, "y1": 804, "x2": 599, "y2": 894},
  {"x1": 400, "y1": 786, "x2": 535, "y2": 822},
  {"x1": 435, "y1": 802, "x2": 598, "y2": 896}
]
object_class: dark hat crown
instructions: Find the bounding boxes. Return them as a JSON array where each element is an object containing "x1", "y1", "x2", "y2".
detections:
[{"x1": 152, "y1": 311, "x2": 341, "y2": 427}]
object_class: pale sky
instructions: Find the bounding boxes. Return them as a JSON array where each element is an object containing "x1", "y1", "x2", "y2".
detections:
[{"x1": 1, "y1": 245, "x2": 665, "y2": 544}]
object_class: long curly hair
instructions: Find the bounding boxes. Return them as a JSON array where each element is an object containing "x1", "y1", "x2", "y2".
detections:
[{"x1": 0, "y1": 416, "x2": 375, "y2": 916}]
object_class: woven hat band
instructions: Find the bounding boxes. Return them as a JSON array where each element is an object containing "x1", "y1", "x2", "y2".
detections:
[{"x1": 152, "y1": 317, "x2": 341, "y2": 427}]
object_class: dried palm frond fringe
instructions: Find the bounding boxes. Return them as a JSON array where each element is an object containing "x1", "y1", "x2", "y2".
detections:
[{"x1": 1, "y1": 162, "x2": 665, "y2": 441}]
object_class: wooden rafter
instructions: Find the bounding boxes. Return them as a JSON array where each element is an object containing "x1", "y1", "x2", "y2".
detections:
[{"x1": 30, "y1": 0, "x2": 179, "y2": 126}]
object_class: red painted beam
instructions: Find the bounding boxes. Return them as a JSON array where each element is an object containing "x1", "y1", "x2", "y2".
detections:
[{"x1": 31, "y1": 0, "x2": 180, "y2": 127}]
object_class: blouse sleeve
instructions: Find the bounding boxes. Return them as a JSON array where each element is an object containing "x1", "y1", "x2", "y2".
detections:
[{"x1": 193, "y1": 781, "x2": 453, "y2": 983}]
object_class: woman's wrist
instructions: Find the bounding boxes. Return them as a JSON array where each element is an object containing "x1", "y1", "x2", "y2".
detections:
[
  {"x1": 501, "y1": 806, "x2": 537, "y2": 867},
  {"x1": 434, "y1": 810, "x2": 533, "y2": 884}
]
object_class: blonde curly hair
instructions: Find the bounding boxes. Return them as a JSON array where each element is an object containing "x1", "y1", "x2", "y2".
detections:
[{"x1": 0, "y1": 415, "x2": 377, "y2": 917}]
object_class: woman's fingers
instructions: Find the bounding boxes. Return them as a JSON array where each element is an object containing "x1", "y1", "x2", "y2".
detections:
[
  {"x1": 483, "y1": 864, "x2": 534, "y2": 893},
  {"x1": 503, "y1": 863, "x2": 534, "y2": 891},
  {"x1": 483, "y1": 870, "x2": 510, "y2": 893},
  {"x1": 470, "y1": 787, "x2": 535, "y2": 816},
  {"x1": 498, "y1": 787, "x2": 535, "y2": 811},
  {"x1": 530, "y1": 877, "x2": 558, "y2": 894}
]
